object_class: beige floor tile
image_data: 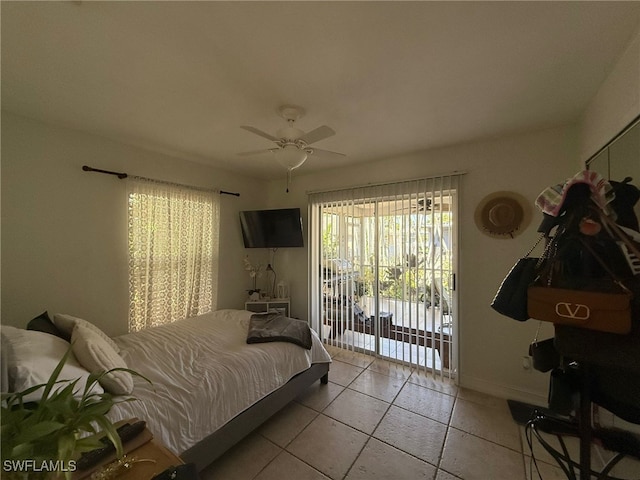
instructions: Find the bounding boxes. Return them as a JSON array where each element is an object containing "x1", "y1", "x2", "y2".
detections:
[
  {"x1": 394, "y1": 382, "x2": 456, "y2": 425},
  {"x1": 523, "y1": 457, "x2": 571, "y2": 480},
  {"x1": 350, "y1": 369, "x2": 406, "y2": 403},
  {"x1": 258, "y1": 402, "x2": 319, "y2": 447},
  {"x1": 367, "y1": 358, "x2": 414, "y2": 380},
  {"x1": 523, "y1": 426, "x2": 640, "y2": 479},
  {"x1": 450, "y1": 397, "x2": 521, "y2": 451},
  {"x1": 457, "y1": 387, "x2": 509, "y2": 410},
  {"x1": 440, "y1": 427, "x2": 526, "y2": 480},
  {"x1": 601, "y1": 453, "x2": 640, "y2": 479},
  {"x1": 332, "y1": 349, "x2": 375, "y2": 369},
  {"x1": 373, "y1": 405, "x2": 447, "y2": 465},
  {"x1": 520, "y1": 424, "x2": 583, "y2": 468},
  {"x1": 328, "y1": 360, "x2": 365, "y2": 386},
  {"x1": 345, "y1": 438, "x2": 437, "y2": 480},
  {"x1": 286, "y1": 414, "x2": 369, "y2": 480},
  {"x1": 435, "y1": 469, "x2": 462, "y2": 480},
  {"x1": 253, "y1": 451, "x2": 331, "y2": 480},
  {"x1": 530, "y1": 449, "x2": 640, "y2": 480},
  {"x1": 296, "y1": 381, "x2": 345, "y2": 412},
  {"x1": 323, "y1": 388, "x2": 390, "y2": 434},
  {"x1": 199, "y1": 433, "x2": 281, "y2": 480},
  {"x1": 322, "y1": 344, "x2": 343, "y2": 358},
  {"x1": 407, "y1": 370, "x2": 458, "y2": 397}
]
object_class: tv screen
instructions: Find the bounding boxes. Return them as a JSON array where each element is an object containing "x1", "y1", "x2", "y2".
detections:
[{"x1": 240, "y1": 208, "x2": 304, "y2": 248}]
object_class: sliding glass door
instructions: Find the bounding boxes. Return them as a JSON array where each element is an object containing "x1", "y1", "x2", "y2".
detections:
[{"x1": 309, "y1": 176, "x2": 459, "y2": 379}]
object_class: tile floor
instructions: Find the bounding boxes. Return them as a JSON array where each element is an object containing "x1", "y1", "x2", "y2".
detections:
[{"x1": 200, "y1": 346, "x2": 640, "y2": 480}]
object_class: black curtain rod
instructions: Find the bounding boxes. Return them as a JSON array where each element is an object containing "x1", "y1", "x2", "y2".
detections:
[{"x1": 82, "y1": 165, "x2": 240, "y2": 197}]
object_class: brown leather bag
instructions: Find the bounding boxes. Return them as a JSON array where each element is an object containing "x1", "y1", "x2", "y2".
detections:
[
  {"x1": 527, "y1": 285, "x2": 632, "y2": 334},
  {"x1": 527, "y1": 232, "x2": 634, "y2": 335}
]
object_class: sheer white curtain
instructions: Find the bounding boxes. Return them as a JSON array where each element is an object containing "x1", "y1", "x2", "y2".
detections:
[
  {"x1": 127, "y1": 178, "x2": 219, "y2": 332},
  {"x1": 309, "y1": 175, "x2": 459, "y2": 378}
]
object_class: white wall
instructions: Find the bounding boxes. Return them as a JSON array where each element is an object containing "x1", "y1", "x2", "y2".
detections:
[
  {"x1": 1, "y1": 112, "x2": 265, "y2": 336},
  {"x1": 266, "y1": 125, "x2": 579, "y2": 404},
  {"x1": 580, "y1": 27, "x2": 640, "y2": 162}
]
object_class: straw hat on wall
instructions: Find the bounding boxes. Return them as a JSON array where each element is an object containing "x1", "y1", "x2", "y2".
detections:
[{"x1": 474, "y1": 191, "x2": 531, "y2": 238}]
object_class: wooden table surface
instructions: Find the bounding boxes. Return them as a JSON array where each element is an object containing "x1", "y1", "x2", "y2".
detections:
[{"x1": 72, "y1": 419, "x2": 184, "y2": 480}]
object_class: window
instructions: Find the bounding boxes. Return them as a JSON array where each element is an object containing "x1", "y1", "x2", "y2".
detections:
[{"x1": 127, "y1": 178, "x2": 219, "y2": 332}]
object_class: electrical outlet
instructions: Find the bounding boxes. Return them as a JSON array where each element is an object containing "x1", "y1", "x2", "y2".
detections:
[{"x1": 522, "y1": 356, "x2": 532, "y2": 371}]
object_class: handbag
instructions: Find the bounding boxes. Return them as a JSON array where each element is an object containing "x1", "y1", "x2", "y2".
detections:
[
  {"x1": 491, "y1": 235, "x2": 546, "y2": 321},
  {"x1": 529, "y1": 322, "x2": 560, "y2": 372},
  {"x1": 528, "y1": 286, "x2": 632, "y2": 334},
  {"x1": 548, "y1": 367, "x2": 578, "y2": 415},
  {"x1": 527, "y1": 237, "x2": 633, "y2": 335}
]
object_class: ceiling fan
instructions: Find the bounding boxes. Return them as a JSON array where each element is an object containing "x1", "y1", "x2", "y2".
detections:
[
  {"x1": 392, "y1": 198, "x2": 452, "y2": 213},
  {"x1": 238, "y1": 106, "x2": 345, "y2": 174}
]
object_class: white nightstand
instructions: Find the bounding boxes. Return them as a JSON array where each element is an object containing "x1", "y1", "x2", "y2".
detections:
[{"x1": 245, "y1": 298, "x2": 290, "y2": 317}]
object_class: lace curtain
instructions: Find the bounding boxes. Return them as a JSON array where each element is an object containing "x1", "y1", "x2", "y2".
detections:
[{"x1": 127, "y1": 177, "x2": 219, "y2": 332}]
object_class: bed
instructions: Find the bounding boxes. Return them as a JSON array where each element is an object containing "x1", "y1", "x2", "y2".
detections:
[{"x1": 1, "y1": 309, "x2": 331, "y2": 472}]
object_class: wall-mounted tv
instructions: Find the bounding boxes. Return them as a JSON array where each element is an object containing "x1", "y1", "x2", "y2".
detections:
[{"x1": 240, "y1": 208, "x2": 304, "y2": 248}]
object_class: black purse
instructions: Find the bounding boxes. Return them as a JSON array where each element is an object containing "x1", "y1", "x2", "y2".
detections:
[
  {"x1": 491, "y1": 235, "x2": 545, "y2": 321},
  {"x1": 529, "y1": 320, "x2": 561, "y2": 373}
]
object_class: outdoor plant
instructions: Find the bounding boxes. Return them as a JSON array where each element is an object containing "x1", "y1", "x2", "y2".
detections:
[{"x1": 1, "y1": 348, "x2": 144, "y2": 480}]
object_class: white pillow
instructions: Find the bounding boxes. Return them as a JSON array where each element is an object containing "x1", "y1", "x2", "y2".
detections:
[
  {"x1": 53, "y1": 314, "x2": 120, "y2": 353},
  {"x1": 71, "y1": 324, "x2": 133, "y2": 395},
  {"x1": 1, "y1": 325, "x2": 104, "y2": 402}
]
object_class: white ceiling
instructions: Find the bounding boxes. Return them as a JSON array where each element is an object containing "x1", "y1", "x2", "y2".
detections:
[{"x1": 2, "y1": 1, "x2": 640, "y2": 179}]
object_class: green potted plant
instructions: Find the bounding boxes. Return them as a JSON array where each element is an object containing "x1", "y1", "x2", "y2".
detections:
[{"x1": 1, "y1": 348, "x2": 143, "y2": 480}]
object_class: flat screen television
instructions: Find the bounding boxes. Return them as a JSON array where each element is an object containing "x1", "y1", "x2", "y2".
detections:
[{"x1": 240, "y1": 208, "x2": 304, "y2": 248}]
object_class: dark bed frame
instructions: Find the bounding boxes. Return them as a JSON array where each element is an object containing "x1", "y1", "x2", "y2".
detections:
[{"x1": 181, "y1": 362, "x2": 329, "y2": 471}]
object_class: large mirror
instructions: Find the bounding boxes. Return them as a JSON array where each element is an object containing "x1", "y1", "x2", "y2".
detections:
[{"x1": 587, "y1": 115, "x2": 640, "y2": 226}]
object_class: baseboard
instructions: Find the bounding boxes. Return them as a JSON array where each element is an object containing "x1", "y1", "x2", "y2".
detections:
[{"x1": 458, "y1": 374, "x2": 548, "y2": 407}]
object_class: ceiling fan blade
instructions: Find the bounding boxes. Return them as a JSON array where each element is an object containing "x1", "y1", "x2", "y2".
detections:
[
  {"x1": 237, "y1": 148, "x2": 276, "y2": 157},
  {"x1": 240, "y1": 125, "x2": 279, "y2": 142},
  {"x1": 310, "y1": 147, "x2": 346, "y2": 158},
  {"x1": 300, "y1": 125, "x2": 335, "y2": 145}
]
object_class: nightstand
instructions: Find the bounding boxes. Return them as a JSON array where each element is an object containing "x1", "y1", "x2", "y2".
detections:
[
  {"x1": 245, "y1": 298, "x2": 290, "y2": 317},
  {"x1": 111, "y1": 439, "x2": 186, "y2": 479},
  {"x1": 73, "y1": 420, "x2": 191, "y2": 480}
]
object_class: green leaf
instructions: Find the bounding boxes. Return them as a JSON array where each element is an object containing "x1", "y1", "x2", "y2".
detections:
[
  {"x1": 40, "y1": 347, "x2": 74, "y2": 402},
  {"x1": 4, "y1": 383, "x2": 47, "y2": 404},
  {"x1": 91, "y1": 416, "x2": 123, "y2": 458},
  {"x1": 12, "y1": 421, "x2": 66, "y2": 444},
  {"x1": 73, "y1": 436, "x2": 105, "y2": 453},
  {"x1": 57, "y1": 433, "x2": 76, "y2": 462},
  {"x1": 10, "y1": 441, "x2": 36, "y2": 459},
  {"x1": 75, "y1": 402, "x2": 113, "y2": 419},
  {"x1": 96, "y1": 367, "x2": 153, "y2": 388}
]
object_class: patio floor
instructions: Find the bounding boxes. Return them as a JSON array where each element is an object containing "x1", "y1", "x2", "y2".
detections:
[
  {"x1": 321, "y1": 327, "x2": 443, "y2": 371},
  {"x1": 321, "y1": 296, "x2": 454, "y2": 374}
]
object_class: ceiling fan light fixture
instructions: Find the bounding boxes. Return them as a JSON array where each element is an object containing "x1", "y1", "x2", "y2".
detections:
[
  {"x1": 277, "y1": 126, "x2": 304, "y2": 140},
  {"x1": 273, "y1": 145, "x2": 307, "y2": 170}
]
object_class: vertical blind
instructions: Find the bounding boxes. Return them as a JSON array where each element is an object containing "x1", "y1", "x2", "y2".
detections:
[{"x1": 309, "y1": 175, "x2": 460, "y2": 379}]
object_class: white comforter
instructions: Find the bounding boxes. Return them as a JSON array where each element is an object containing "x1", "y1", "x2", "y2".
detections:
[{"x1": 108, "y1": 309, "x2": 331, "y2": 454}]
